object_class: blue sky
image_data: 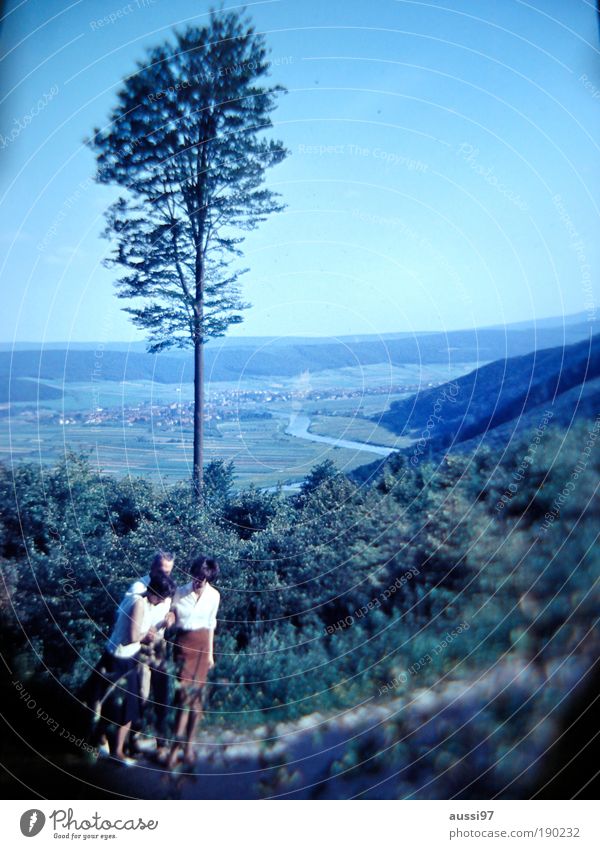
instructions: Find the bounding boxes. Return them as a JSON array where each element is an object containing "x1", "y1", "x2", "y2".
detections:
[{"x1": 1, "y1": 0, "x2": 599, "y2": 344}]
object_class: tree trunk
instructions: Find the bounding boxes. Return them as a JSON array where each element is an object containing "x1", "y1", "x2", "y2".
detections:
[{"x1": 193, "y1": 337, "x2": 204, "y2": 499}]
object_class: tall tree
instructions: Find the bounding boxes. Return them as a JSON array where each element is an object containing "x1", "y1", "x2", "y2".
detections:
[{"x1": 88, "y1": 10, "x2": 287, "y2": 495}]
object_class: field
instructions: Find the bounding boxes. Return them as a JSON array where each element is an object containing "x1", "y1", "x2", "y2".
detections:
[
  {"x1": 0, "y1": 362, "x2": 480, "y2": 487},
  {"x1": 0, "y1": 414, "x2": 388, "y2": 488},
  {"x1": 307, "y1": 414, "x2": 405, "y2": 448}
]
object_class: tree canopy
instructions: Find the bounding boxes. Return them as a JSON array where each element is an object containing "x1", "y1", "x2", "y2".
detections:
[{"x1": 87, "y1": 9, "x2": 288, "y2": 491}]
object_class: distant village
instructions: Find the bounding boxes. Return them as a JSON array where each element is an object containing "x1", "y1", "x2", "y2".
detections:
[{"x1": 17, "y1": 381, "x2": 429, "y2": 428}]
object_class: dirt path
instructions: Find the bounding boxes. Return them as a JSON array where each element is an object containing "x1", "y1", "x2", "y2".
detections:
[{"x1": 89, "y1": 651, "x2": 593, "y2": 799}]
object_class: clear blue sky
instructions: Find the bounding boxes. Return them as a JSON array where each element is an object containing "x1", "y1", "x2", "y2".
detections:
[{"x1": 1, "y1": 0, "x2": 599, "y2": 344}]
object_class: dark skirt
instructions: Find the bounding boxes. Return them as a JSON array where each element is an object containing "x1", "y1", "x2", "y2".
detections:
[{"x1": 84, "y1": 650, "x2": 142, "y2": 727}]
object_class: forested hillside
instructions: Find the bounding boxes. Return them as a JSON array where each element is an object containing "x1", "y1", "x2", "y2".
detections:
[
  {"x1": 377, "y1": 334, "x2": 600, "y2": 453},
  {"x1": 1, "y1": 319, "x2": 598, "y2": 391},
  {"x1": 1, "y1": 415, "x2": 598, "y2": 796}
]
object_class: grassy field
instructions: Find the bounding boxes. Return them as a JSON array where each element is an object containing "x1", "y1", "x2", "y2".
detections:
[
  {"x1": 0, "y1": 362, "x2": 479, "y2": 487},
  {"x1": 0, "y1": 416, "x2": 384, "y2": 488},
  {"x1": 307, "y1": 414, "x2": 410, "y2": 448}
]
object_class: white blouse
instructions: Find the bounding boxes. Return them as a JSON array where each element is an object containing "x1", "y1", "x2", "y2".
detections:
[
  {"x1": 106, "y1": 595, "x2": 156, "y2": 658},
  {"x1": 126, "y1": 574, "x2": 171, "y2": 629},
  {"x1": 173, "y1": 582, "x2": 220, "y2": 631}
]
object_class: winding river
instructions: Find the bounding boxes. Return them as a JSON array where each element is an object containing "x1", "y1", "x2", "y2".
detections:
[{"x1": 284, "y1": 413, "x2": 398, "y2": 457}]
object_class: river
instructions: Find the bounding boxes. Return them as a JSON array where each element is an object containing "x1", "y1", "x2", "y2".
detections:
[{"x1": 284, "y1": 413, "x2": 398, "y2": 457}]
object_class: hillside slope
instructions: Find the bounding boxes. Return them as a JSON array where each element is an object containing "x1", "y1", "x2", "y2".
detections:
[
  {"x1": 0, "y1": 378, "x2": 63, "y2": 402},
  {"x1": 376, "y1": 334, "x2": 600, "y2": 454},
  {"x1": 1, "y1": 320, "x2": 598, "y2": 386}
]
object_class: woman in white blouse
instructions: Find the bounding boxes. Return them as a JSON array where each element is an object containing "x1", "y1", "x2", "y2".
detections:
[
  {"x1": 168, "y1": 555, "x2": 220, "y2": 768},
  {"x1": 85, "y1": 573, "x2": 175, "y2": 764}
]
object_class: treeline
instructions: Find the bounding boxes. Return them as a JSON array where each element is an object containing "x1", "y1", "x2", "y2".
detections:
[
  {"x1": 2, "y1": 321, "x2": 598, "y2": 388},
  {"x1": 1, "y1": 417, "x2": 598, "y2": 730}
]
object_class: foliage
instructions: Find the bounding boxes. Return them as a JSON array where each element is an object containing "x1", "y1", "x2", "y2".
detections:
[{"x1": 1, "y1": 418, "x2": 598, "y2": 733}]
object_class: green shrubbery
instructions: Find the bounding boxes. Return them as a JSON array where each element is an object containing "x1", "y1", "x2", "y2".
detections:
[{"x1": 1, "y1": 419, "x2": 598, "y2": 732}]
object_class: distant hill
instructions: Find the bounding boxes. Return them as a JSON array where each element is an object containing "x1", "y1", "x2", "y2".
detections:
[
  {"x1": 0, "y1": 349, "x2": 190, "y2": 386},
  {"x1": 0, "y1": 378, "x2": 63, "y2": 403},
  {"x1": 1, "y1": 315, "x2": 598, "y2": 387},
  {"x1": 1, "y1": 309, "x2": 593, "y2": 352},
  {"x1": 484, "y1": 310, "x2": 594, "y2": 331},
  {"x1": 0, "y1": 331, "x2": 429, "y2": 352},
  {"x1": 374, "y1": 333, "x2": 600, "y2": 455}
]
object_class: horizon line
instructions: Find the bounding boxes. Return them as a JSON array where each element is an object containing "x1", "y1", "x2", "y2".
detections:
[{"x1": 1, "y1": 309, "x2": 594, "y2": 348}]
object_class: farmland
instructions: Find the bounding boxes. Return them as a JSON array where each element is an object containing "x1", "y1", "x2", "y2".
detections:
[{"x1": 0, "y1": 362, "x2": 479, "y2": 488}]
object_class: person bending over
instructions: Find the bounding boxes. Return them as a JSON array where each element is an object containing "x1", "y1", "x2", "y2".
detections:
[
  {"x1": 85, "y1": 572, "x2": 175, "y2": 765},
  {"x1": 126, "y1": 551, "x2": 176, "y2": 758}
]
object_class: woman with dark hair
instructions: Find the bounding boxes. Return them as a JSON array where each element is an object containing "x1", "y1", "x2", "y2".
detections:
[
  {"x1": 125, "y1": 550, "x2": 176, "y2": 759},
  {"x1": 85, "y1": 572, "x2": 176, "y2": 764},
  {"x1": 168, "y1": 555, "x2": 220, "y2": 768}
]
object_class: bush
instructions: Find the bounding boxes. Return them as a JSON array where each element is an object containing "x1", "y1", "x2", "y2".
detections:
[{"x1": 1, "y1": 417, "x2": 597, "y2": 734}]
